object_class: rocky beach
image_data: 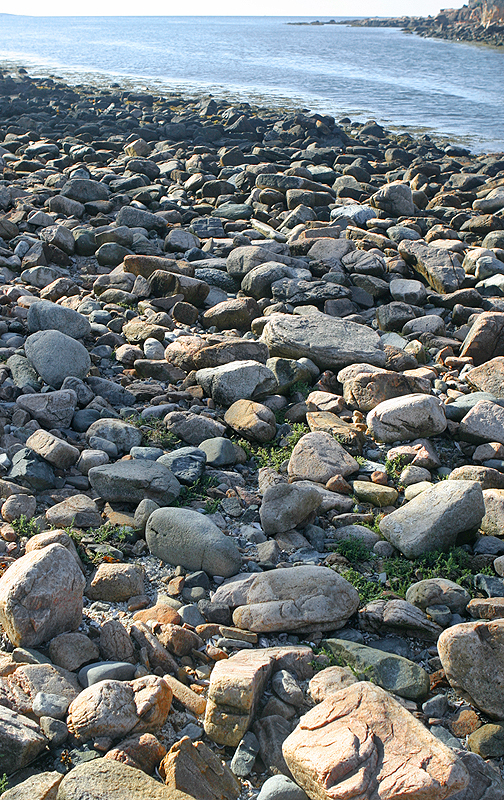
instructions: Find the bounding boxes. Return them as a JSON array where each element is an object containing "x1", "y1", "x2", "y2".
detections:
[
  {"x1": 0, "y1": 64, "x2": 504, "y2": 800},
  {"x1": 340, "y1": 0, "x2": 504, "y2": 48}
]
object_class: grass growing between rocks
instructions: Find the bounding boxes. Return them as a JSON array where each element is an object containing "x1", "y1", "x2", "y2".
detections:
[
  {"x1": 10, "y1": 514, "x2": 40, "y2": 538},
  {"x1": 235, "y1": 423, "x2": 309, "y2": 471},
  {"x1": 333, "y1": 543, "x2": 495, "y2": 606},
  {"x1": 171, "y1": 475, "x2": 221, "y2": 512},
  {"x1": 127, "y1": 415, "x2": 181, "y2": 450},
  {"x1": 0, "y1": 775, "x2": 8, "y2": 795}
]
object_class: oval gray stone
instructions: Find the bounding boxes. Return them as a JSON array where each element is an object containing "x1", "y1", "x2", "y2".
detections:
[{"x1": 25, "y1": 330, "x2": 91, "y2": 389}]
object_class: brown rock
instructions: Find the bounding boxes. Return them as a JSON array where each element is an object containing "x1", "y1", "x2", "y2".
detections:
[
  {"x1": 0, "y1": 543, "x2": 85, "y2": 647},
  {"x1": 343, "y1": 369, "x2": 431, "y2": 412},
  {"x1": 67, "y1": 675, "x2": 172, "y2": 743},
  {"x1": 157, "y1": 624, "x2": 203, "y2": 658},
  {"x1": 283, "y1": 682, "x2": 469, "y2": 800},
  {"x1": 0, "y1": 706, "x2": 48, "y2": 775},
  {"x1": 204, "y1": 649, "x2": 274, "y2": 746},
  {"x1": 308, "y1": 665, "x2": 358, "y2": 702},
  {"x1": 86, "y1": 563, "x2": 144, "y2": 603},
  {"x1": 0, "y1": 771, "x2": 62, "y2": 800},
  {"x1": 460, "y1": 312, "x2": 504, "y2": 366},
  {"x1": 133, "y1": 603, "x2": 181, "y2": 626},
  {"x1": 160, "y1": 736, "x2": 240, "y2": 800},
  {"x1": 105, "y1": 733, "x2": 167, "y2": 774},
  {"x1": 467, "y1": 597, "x2": 504, "y2": 620},
  {"x1": 161, "y1": 674, "x2": 207, "y2": 717},
  {"x1": 99, "y1": 620, "x2": 136, "y2": 664},
  {"x1": 224, "y1": 399, "x2": 276, "y2": 443},
  {"x1": 449, "y1": 708, "x2": 482, "y2": 738},
  {"x1": 201, "y1": 298, "x2": 260, "y2": 331}
]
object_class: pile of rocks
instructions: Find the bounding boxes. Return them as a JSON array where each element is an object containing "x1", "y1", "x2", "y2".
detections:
[{"x1": 1, "y1": 67, "x2": 504, "y2": 799}]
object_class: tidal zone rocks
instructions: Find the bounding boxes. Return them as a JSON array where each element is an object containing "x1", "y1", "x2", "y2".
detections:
[{"x1": 0, "y1": 67, "x2": 504, "y2": 800}]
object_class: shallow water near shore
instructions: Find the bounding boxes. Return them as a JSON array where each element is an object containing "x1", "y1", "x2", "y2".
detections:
[{"x1": 0, "y1": 15, "x2": 503, "y2": 152}]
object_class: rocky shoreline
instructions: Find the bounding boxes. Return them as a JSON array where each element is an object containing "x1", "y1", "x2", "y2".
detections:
[
  {"x1": 338, "y1": 3, "x2": 504, "y2": 49},
  {"x1": 1, "y1": 65, "x2": 504, "y2": 799}
]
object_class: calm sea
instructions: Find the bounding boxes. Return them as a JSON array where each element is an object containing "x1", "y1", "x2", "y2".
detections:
[{"x1": 0, "y1": 15, "x2": 503, "y2": 153}]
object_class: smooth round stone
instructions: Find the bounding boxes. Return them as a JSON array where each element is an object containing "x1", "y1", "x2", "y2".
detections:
[
  {"x1": 404, "y1": 481, "x2": 432, "y2": 500},
  {"x1": 258, "y1": 775, "x2": 309, "y2": 800},
  {"x1": 78, "y1": 661, "x2": 137, "y2": 688},
  {"x1": 72, "y1": 409, "x2": 101, "y2": 432},
  {"x1": 89, "y1": 436, "x2": 118, "y2": 458},
  {"x1": 131, "y1": 446, "x2": 164, "y2": 461},
  {"x1": 32, "y1": 691, "x2": 70, "y2": 719},
  {"x1": 143, "y1": 338, "x2": 165, "y2": 359},
  {"x1": 425, "y1": 604, "x2": 453, "y2": 627},
  {"x1": 199, "y1": 437, "x2": 236, "y2": 467}
]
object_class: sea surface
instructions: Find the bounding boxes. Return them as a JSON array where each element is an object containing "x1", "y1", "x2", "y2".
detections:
[{"x1": 0, "y1": 15, "x2": 503, "y2": 153}]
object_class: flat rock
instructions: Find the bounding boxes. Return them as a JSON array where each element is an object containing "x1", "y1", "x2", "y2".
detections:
[
  {"x1": 54, "y1": 759, "x2": 191, "y2": 800},
  {"x1": 466, "y1": 357, "x2": 504, "y2": 398},
  {"x1": 323, "y1": 638, "x2": 430, "y2": 700},
  {"x1": 27, "y1": 300, "x2": 90, "y2": 339},
  {"x1": 261, "y1": 313, "x2": 386, "y2": 370},
  {"x1": 88, "y1": 461, "x2": 180, "y2": 505},
  {"x1": 459, "y1": 400, "x2": 504, "y2": 445},
  {"x1": 195, "y1": 360, "x2": 277, "y2": 406}
]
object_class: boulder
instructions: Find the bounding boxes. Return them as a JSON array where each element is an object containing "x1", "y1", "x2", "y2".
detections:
[
  {"x1": 438, "y1": 620, "x2": 504, "y2": 719},
  {"x1": 160, "y1": 736, "x2": 240, "y2": 800},
  {"x1": 343, "y1": 369, "x2": 431, "y2": 412},
  {"x1": 67, "y1": 675, "x2": 172, "y2": 742},
  {"x1": 0, "y1": 706, "x2": 47, "y2": 776},
  {"x1": 195, "y1": 361, "x2": 277, "y2": 406},
  {"x1": 88, "y1": 461, "x2": 180, "y2": 505},
  {"x1": 224, "y1": 399, "x2": 276, "y2": 442},
  {"x1": 399, "y1": 239, "x2": 465, "y2": 293},
  {"x1": 16, "y1": 390, "x2": 77, "y2": 429},
  {"x1": 24, "y1": 331, "x2": 90, "y2": 388},
  {"x1": 367, "y1": 394, "x2": 447, "y2": 443},
  {"x1": 146, "y1": 507, "x2": 242, "y2": 578},
  {"x1": 212, "y1": 566, "x2": 359, "y2": 634},
  {"x1": 54, "y1": 759, "x2": 191, "y2": 800},
  {"x1": 282, "y1": 682, "x2": 468, "y2": 800},
  {"x1": 261, "y1": 313, "x2": 386, "y2": 370},
  {"x1": 259, "y1": 482, "x2": 323, "y2": 535},
  {"x1": 26, "y1": 300, "x2": 90, "y2": 339},
  {"x1": 379, "y1": 480, "x2": 484, "y2": 557},
  {"x1": 0, "y1": 544, "x2": 85, "y2": 647},
  {"x1": 287, "y1": 431, "x2": 358, "y2": 482}
]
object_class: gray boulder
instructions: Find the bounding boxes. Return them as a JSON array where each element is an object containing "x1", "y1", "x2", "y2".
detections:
[
  {"x1": 88, "y1": 460, "x2": 180, "y2": 505},
  {"x1": 261, "y1": 313, "x2": 386, "y2": 370},
  {"x1": 379, "y1": 480, "x2": 485, "y2": 557},
  {"x1": 86, "y1": 420, "x2": 142, "y2": 453},
  {"x1": 195, "y1": 360, "x2": 277, "y2": 406},
  {"x1": 367, "y1": 394, "x2": 447, "y2": 443},
  {"x1": 146, "y1": 507, "x2": 242, "y2": 578},
  {"x1": 24, "y1": 330, "x2": 90, "y2": 388},
  {"x1": 27, "y1": 300, "x2": 91, "y2": 339}
]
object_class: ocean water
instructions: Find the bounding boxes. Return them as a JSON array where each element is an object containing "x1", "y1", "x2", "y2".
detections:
[{"x1": 0, "y1": 15, "x2": 503, "y2": 153}]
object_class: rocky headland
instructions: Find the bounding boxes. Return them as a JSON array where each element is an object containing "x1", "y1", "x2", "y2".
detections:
[
  {"x1": 0, "y1": 66, "x2": 504, "y2": 800},
  {"x1": 340, "y1": 0, "x2": 504, "y2": 48}
]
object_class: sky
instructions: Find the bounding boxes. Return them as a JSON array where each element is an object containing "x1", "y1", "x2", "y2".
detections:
[{"x1": 1, "y1": 1, "x2": 466, "y2": 17}]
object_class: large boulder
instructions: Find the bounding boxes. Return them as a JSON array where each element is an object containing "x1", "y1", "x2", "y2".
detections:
[
  {"x1": 379, "y1": 480, "x2": 484, "y2": 558},
  {"x1": 88, "y1": 461, "x2": 180, "y2": 505},
  {"x1": 399, "y1": 239, "x2": 465, "y2": 294},
  {"x1": 259, "y1": 483, "x2": 323, "y2": 535},
  {"x1": 282, "y1": 682, "x2": 468, "y2": 800},
  {"x1": 211, "y1": 566, "x2": 359, "y2": 634},
  {"x1": 0, "y1": 543, "x2": 85, "y2": 647},
  {"x1": 438, "y1": 620, "x2": 504, "y2": 720},
  {"x1": 367, "y1": 394, "x2": 447, "y2": 443},
  {"x1": 27, "y1": 300, "x2": 90, "y2": 339},
  {"x1": 287, "y1": 431, "x2": 359, "y2": 482},
  {"x1": 24, "y1": 331, "x2": 90, "y2": 388},
  {"x1": 146, "y1": 507, "x2": 242, "y2": 578},
  {"x1": 261, "y1": 313, "x2": 386, "y2": 370}
]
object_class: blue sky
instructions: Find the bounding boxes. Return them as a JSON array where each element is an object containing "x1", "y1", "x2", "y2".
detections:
[{"x1": 5, "y1": 1, "x2": 465, "y2": 17}]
